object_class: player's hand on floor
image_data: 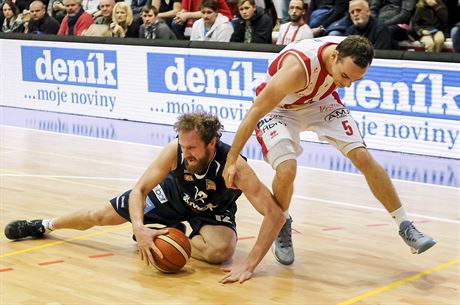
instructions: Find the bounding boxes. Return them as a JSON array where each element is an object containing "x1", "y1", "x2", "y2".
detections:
[
  {"x1": 219, "y1": 263, "x2": 254, "y2": 284},
  {"x1": 135, "y1": 227, "x2": 169, "y2": 266}
]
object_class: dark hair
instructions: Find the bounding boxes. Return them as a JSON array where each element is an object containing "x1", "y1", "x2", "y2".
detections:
[
  {"x1": 336, "y1": 35, "x2": 374, "y2": 68},
  {"x1": 199, "y1": 0, "x2": 219, "y2": 11},
  {"x1": 2, "y1": 0, "x2": 20, "y2": 17},
  {"x1": 174, "y1": 112, "x2": 222, "y2": 145},
  {"x1": 142, "y1": 4, "x2": 158, "y2": 15}
]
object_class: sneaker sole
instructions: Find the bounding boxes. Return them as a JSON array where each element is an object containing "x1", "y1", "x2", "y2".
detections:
[{"x1": 411, "y1": 240, "x2": 437, "y2": 254}]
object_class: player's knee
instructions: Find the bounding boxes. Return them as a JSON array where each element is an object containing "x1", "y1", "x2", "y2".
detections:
[
  {"x1": 348, "y1": 148, "x2": 377, "y2": 172},
  {"x1": 275, "y1": 160, "x2": 297, "y2": 184},
  {"x1": 204, "y1": 244, "x2": 234, "y2": 264}
]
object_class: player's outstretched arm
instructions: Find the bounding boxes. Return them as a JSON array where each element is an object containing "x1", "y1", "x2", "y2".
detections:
[
  {"x1": 220, "y1": 156, "x2": 284, "y2": 284},
  {"x1": 129, "y1": 139, "x2": 178, "y2": 266},
  {"x1": 223, "y1": 54, "x2": 307, "y2": 189}
]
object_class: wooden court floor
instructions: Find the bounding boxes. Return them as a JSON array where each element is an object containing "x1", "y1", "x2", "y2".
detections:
[{"x1": 1, "y1": 126, "x2": 459, "y2": 305}]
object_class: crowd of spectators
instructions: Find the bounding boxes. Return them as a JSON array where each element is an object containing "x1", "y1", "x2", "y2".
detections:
[{"x1": 0, "y1": 0, "x2": 459, "y2": 52}]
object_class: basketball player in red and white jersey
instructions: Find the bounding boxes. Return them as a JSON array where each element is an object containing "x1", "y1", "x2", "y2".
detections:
[{"x1": 222, "y1": 35, "x2": 436, "y2": 267}]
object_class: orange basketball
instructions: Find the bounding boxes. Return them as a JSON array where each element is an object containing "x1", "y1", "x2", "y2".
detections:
[{"x1": 152, "y1": 227, "x2": 192, "y2": 273}]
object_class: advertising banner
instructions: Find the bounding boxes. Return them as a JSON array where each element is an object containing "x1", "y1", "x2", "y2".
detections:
[{"x1": 0, "y1": 39, "x2": 458, "y2": 158}]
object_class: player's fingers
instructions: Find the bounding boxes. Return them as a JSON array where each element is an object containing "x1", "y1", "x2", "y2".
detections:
[{"x1": 150, "y1": 244, "x2": 164, "y2": 259}]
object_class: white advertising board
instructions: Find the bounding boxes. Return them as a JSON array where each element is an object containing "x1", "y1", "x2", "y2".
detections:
[{"x1": 0, "y1": 39, "x2": 458, "y2": 158}]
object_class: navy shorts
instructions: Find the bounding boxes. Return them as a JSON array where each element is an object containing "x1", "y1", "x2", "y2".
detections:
[{"x1": 110, "y1": 188, "x2": 237, "y2": 238}]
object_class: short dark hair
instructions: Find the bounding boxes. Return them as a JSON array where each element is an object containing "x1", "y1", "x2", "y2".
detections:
[
  {"x1": 174, "y1": 112, "x2": 222, "y2": 145},
  {"x1": 142, "y1": 4, "x2": 158, "y2": 15},
  {"x1": 336, "y1": 35, "x2": 374, "y2": 68},
  {"x1": 199, "y1": 0, "x2": 219, "y2": 11}
]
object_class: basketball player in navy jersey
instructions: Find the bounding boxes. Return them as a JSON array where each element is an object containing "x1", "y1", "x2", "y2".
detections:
[
  {"x1": 4, "y1": 112, "x2": 284, "y2": 284},
  {"x1": 223, "y1": 35, "x2": 436, "y2": 266}
]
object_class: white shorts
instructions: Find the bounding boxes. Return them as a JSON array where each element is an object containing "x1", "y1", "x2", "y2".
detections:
[{"x1": 255, "y1": 96, "x2": 365, "y2": 169}]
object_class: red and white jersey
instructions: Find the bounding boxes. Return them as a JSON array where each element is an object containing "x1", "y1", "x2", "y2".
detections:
[{"x1": 256, "y1": 36, "x2": 345, "y2": 108}]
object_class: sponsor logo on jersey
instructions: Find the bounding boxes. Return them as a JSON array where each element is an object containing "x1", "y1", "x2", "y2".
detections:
[
  {"x1": 184, "y1": 174, "x2": 194, "y2": 182},
  {"x1": 324, "y1": 108, "x2": 350, "y2": 121},
  {"x1": 206, "y1": 179, "x2": 216, "y2": 191},
  {"x1": 153, "y1": 185, "x2": 168, "y2": 203}
]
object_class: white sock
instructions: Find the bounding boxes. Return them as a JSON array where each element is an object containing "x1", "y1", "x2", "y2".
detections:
[
  {"x1": 390, "y1": 207, "x2": 408, "y2": 227},
  {"x1": 283, "y1": 210, "x2": 290, "y2": 219},
  {"x1": 42, "y1": 219, "x2": 55, "y2": 233}
]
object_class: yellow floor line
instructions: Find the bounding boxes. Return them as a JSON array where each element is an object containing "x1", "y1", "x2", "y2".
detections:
[
  {"x1": 1, "y1": 224, "x2": 131, "y2": 258},
  {"x1": 337, "y1": 257, "x2": 460, "y2": 305}
]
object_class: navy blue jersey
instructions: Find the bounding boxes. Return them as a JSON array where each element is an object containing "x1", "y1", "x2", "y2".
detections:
[{"x1": 146, "y1": 141, "x2": 243, "y2": 217}]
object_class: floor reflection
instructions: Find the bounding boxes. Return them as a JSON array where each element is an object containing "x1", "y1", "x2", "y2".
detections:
[{"x1": 1, "y1": 106, "x2": 458, "y2": 187}]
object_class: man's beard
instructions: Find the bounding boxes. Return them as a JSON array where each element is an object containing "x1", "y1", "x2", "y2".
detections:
[
  {"x1": 291, "y1": 15, "x2": 302, "y2": 23},
  {"x1": 184, "y1": 148, "x2": 212, "y2": 174}
]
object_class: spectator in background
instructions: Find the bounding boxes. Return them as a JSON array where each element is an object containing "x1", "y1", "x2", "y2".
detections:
[
  {"x1": 276, "y1": 0, "x2": 312, "y2": 45},
  {"x1": 139, "y1": 4, "x2": 176, "y2": 39},
  {"x1": 409, "y1": 0, "x2": 448, "y2": 52},
  {"x1": 27, "y1": 0, "x2": 60, "y2": 33},
  {"x1": 369, "y1": 0, "x2": 416, "y2": 42},
  {"x1": 451, "y1": 22, "x2": 460, "y2": 53},
  {"x1": 171, "y1": 0, "x2": 232, "y2": 40},
  {"x1": 94, "y1": 0, "x2": 114, "y2": 24},
  {"x1": 110, "y1": 1, "x2": 139, "y2": 37},
  {"x1": 272, "y1": 0, "x2": 289, "y2": 27},
  {"x1": 307, "y1": 0, "x2": 348, "y2": 37},
  {"x1": 82, "y1": 0, "x2": 99, "y2": 15},
  {"x1": 152, "y1": 0, "x2": 181, "y2": 28},
  {"x1": 230, "y1": 0, "x2": 272, "y2": 43},
  {"x1": 1, "y1": 0, "x2": 24, "y2": 33},
  {"x1": 346, "y1": 0, "x2": 392, "y2": 49},
  {"x1": 47, "y1": 0, "x2": 66, "y2": 23},
  {"x1": 57, "y1": 0, "x2": 93, "y2": 35},
  {"x1": 190, "y1": 0, "x2": 233, "y2": 41},
  {"x1": 131, "y1": 0, "x2": 148, "y2": 20}
]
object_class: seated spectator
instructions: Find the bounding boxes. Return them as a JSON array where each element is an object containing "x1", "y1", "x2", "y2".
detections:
[
  {"x1": 370, "y1": 0, "x2": 416, "y2": 41},
  {"x1": 1, "y1": 0, "x2": 24, "y2": 33},
  {"x1": 27, "y1": 0, "x2": 60, "y2": 33},
  {"x1": 307, "y1": 0, "x2": 348, "y2": 37},
  {"x1": 346, "y1": 0, "x2": 392, "y2": 49},
  {"x1": 57, "y1": 0, "x2": 93, "y2": 36},
  {"x1": 94, "y1": 0, "x2": 114, "y2": 25},
  {"x1": 109, "y1": 1, "x2": 139, "y2": 37},
  {"x1": 47, "y1": 0, "x2": 66, "y2": 23},
  {"x1": 452, "y1": 22, "x2": 460, "y2": 53},
  {"x1": 139, "y1": 4, "x2": 176, "y2": 39},
  {"x1": 152, "y1": 0, "x2": 182, "y2": 28},
  {"x1": 276, "y1": 0, "x2": 312, "y2": 45},
  {"x1": 230, "y1": 0, "x2": 273, "y2": 43},
  {"x1": 190, "y1": 0, "x2": 233, "y2": 41},
  {"x1": 409, "y1": 0, "x2": 448, "y2": 52},
  {"x1": 171, "y1": 0, "x2": 232, "y2": 40}
]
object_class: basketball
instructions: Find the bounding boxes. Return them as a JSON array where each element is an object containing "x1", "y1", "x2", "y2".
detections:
[{"x1": 152, "y1": 227, "x2": 192, "y2": 273}]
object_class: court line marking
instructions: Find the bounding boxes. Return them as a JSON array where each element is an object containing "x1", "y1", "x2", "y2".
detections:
[
  {"x1": 1, "y1": 225, "x2": 131, "y2": 258},
  {"x1": 337, "y1": 257, "x2": 460, "y2": 305},
  {"x1": 2, "y1": 125, "x2": 459, "y2": 190},
  {"x1": 293, "y1": 194, "x2": 460, "y2": 225},
  {"x1": 2, "y1": 171, "x2": 458, "y2": 224}
]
